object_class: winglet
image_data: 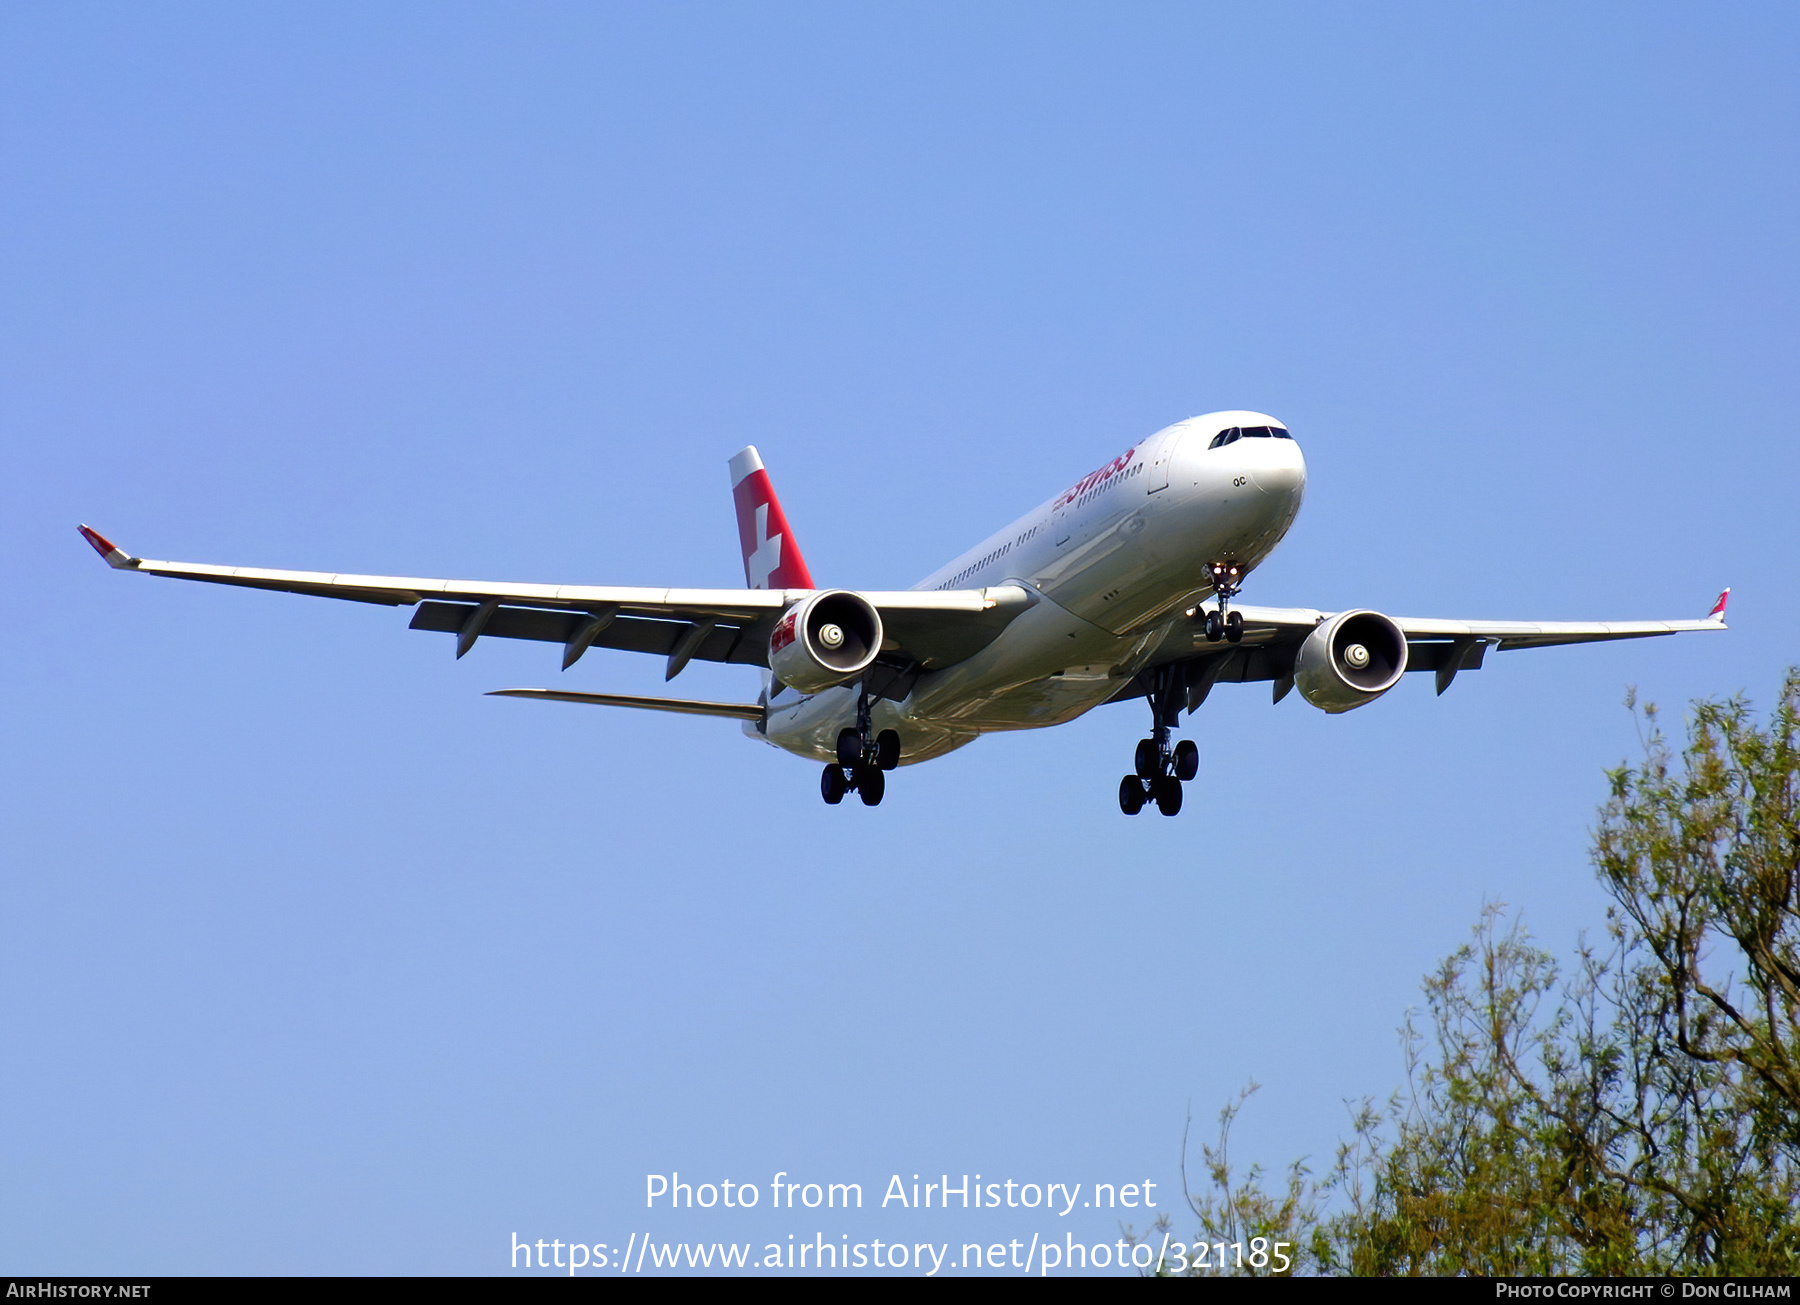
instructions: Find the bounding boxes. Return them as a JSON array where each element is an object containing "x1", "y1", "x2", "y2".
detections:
[
  {"x1": 77, "y1": 524, "x2": 139, "y2": 569},
  {"x1": 1706, "y1": 588, "x2": 1730, "y2": 622}
]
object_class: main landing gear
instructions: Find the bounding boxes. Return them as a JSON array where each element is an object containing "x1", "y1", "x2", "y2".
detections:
[
  {"x1": 1202, "y1": 560, "x2": 1245, "y2": 644},
  {"x1": 821, "y1": 682, "x2": 901, "y2": 807},
  {"x1": 1126, "y1": 561, "x2": 1244, "y2": 813},
  {"x1": 1120, "y1": 663, "x2": 1199, "y2": 817}
]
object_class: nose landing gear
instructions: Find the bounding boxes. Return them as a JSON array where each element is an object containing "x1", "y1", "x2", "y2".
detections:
[
  {"x1": 821, "y1": 682, "x2": 900, "y2": 807},
  {"x1": 1202, "y1": 561, "x2": 1245, "y2": 644},
  {"x1": 1119, "y1": 664, "x2": 1198, "y2": 816}
]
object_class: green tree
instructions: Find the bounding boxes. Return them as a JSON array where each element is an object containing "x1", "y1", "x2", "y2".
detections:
[{"x1": 1156, "y1": 670, "x2": 1800, "y2": 1276}]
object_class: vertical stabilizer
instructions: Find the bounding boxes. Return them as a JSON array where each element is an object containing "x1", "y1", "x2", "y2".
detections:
[{"x1": 728, "y1": 447, "x2": 815, "y2": 590}]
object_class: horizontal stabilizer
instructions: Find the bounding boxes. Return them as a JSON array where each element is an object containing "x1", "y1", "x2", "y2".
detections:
[{"x1": 487, "y1": 688, "x2": 764, "y2": 721}]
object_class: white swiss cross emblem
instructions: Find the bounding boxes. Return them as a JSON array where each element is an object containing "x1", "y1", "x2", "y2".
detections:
[{"x1": 746, "y1": 503, "x2": 783, "y2": 589}]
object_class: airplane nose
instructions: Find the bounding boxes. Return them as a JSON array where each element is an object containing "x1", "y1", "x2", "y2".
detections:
[{"x1": 1249, "y1": 440, "x2": 1306, "y2": 499}]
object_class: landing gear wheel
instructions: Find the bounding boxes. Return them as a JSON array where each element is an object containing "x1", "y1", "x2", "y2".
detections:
[
  {"x1": 1225, "y1": 610, "x2": 1244, "y2": 643},
  {"x1": 1173, "y1": 739, "x2": 1199, "y2": 782},
  {"x1": 1134, "y1": 738, "x2": 1161, "y2": 780},
  {"x1": 1119, "y1": 776, "x2": 1146, "y2": 815},
  {"x1": 1204, "y1": 611, "x2": 1224, "y2": 642},
  {"x1": 836, "y1": 728, "x2": 862, "y2": 768},
  {"x1": 856, "y1": 765, "x2": 885, "y2": 806},
  {"x1": 821, "y1": 765, "x2": 848, "y2": 805},
  {"x1": 1153, "y1": 775, "x2": 1183, "y2": 816},
  {"x1": 875, "y1": 729, "x2": 901, "y2": 771}
]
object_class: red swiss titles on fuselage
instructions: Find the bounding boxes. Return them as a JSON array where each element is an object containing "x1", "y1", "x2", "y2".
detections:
[{"x1": 1054, "y1": 447, "x2": 1137, "y2": 510}]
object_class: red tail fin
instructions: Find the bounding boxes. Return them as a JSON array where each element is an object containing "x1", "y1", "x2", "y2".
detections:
[{"x1": 728, "y1": 447, "x2": 815, "y2": 590}]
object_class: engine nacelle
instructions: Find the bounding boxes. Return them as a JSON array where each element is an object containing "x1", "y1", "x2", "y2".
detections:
[
  {"x1": 767, "y1": 590, "x2": 884, "y2": 694},
  {"x1": 1294, "y1": 609, "x2": 1409, "y2": 714}
]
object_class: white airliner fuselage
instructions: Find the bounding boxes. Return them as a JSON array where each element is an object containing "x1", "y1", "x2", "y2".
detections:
[
  {"x1": 78, "y1": 406, "x2": 1724, "y2": 815},
  {"x1": 758, "y1": 410, "x2": 1305, "y2": 765}
]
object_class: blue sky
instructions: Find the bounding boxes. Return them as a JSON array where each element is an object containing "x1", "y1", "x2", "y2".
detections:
[{"x1": 4, "y1": 2, "x2": 1796, "y2": 1275}]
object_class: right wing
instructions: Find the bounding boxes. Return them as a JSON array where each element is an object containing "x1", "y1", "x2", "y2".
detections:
[{"x1": 77, "y1": 526, "x2": 1034, "y2": 679}]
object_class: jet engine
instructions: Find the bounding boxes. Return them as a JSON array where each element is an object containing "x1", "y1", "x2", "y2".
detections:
[
  {"x1": 767, "y1": 590, "x2": 884, "y2": 694},
  {"x1": 1294, "y1": 609, "x2": 1409, "y2": 713}
]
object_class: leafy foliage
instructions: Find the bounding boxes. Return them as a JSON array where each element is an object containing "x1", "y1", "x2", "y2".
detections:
[{"x1": 1157, "y1": 671, "x2": 1800, "y2": 1275}]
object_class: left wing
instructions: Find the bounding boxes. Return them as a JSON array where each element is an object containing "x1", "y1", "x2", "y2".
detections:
[
  {"x1": 1124, "y1": 589, "x2": 1730, "y2": 708},
  {"x1": 1216, "y1": 592, "x2": 1731, "y2": 651},
  {"x1": 76, "y1": 526, "x2": 1031, "y2": 679}
]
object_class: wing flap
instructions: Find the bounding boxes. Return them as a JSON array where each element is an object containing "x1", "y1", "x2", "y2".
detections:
[{"x1": 409, "y1": 601, "x2": 772, "y2": 667}]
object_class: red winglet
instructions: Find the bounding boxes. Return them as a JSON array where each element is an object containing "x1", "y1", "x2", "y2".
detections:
[
  {"x1": 1707, "y1": 588, "x2": 1730, "y2": 620},
  {"x1": 77, "y1": 524, "x2": 135, "y2": 568}
]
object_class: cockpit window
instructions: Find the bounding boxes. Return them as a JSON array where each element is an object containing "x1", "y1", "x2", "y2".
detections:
[{"x1": 1209, "y1": 424, "x2": 1292, "y2": 448}]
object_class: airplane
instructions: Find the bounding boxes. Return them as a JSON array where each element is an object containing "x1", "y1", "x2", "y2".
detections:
[{"x1": 77, "y1": 410, "x2": 1729, "y2": 816}]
